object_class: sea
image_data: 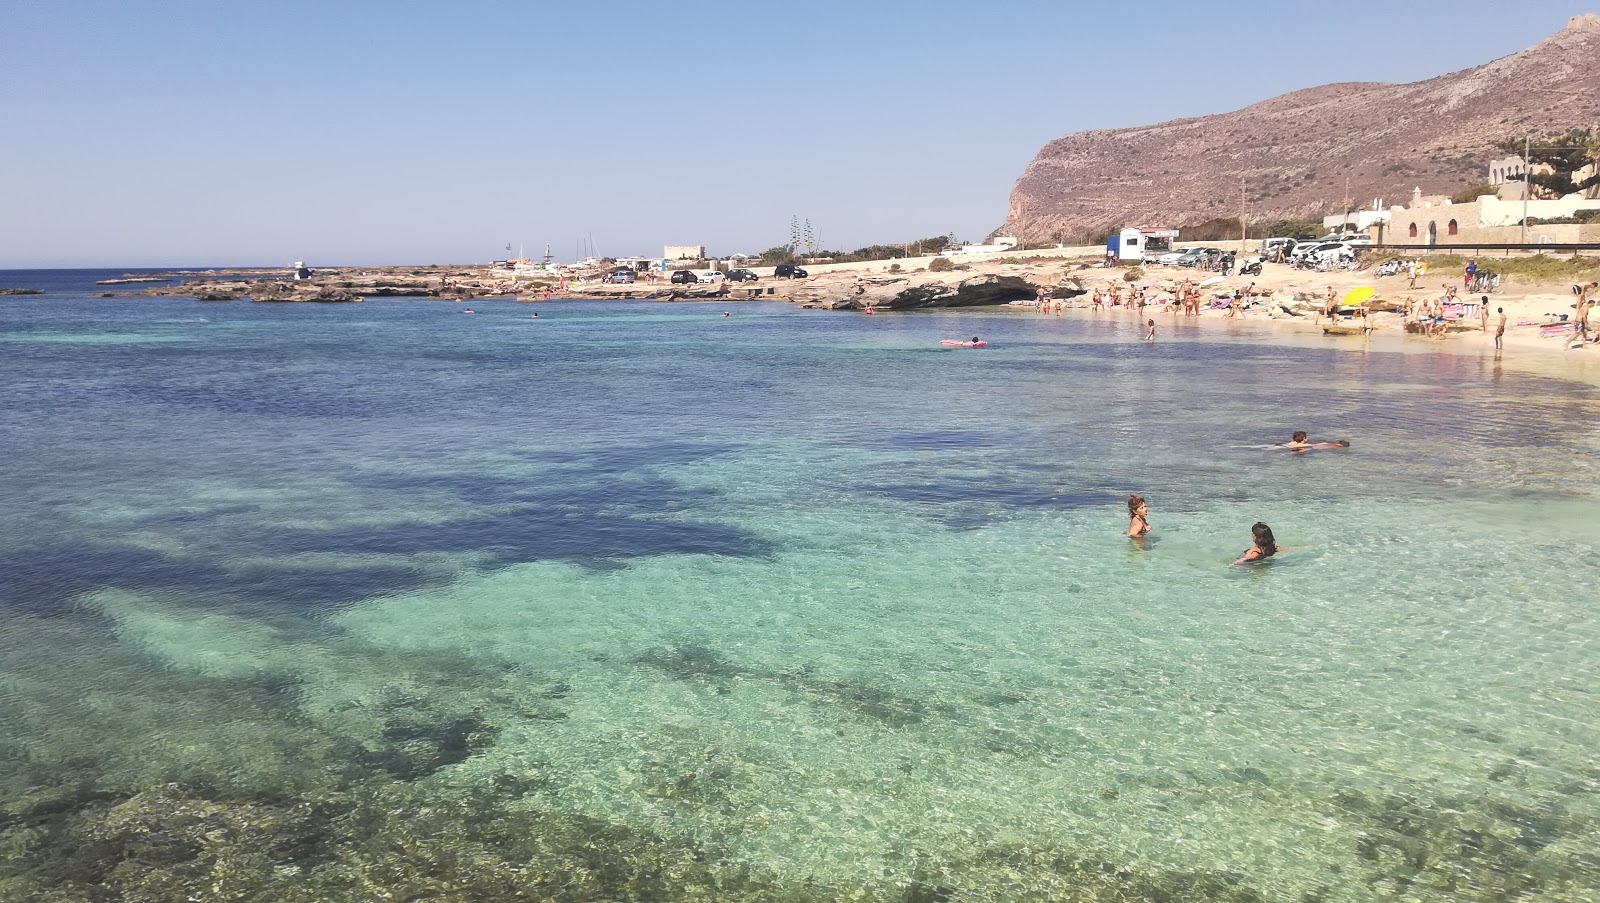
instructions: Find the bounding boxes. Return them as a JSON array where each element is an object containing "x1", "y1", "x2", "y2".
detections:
[{"x1": 2, "y1": 268, "x2": 1598, "y2": 901}]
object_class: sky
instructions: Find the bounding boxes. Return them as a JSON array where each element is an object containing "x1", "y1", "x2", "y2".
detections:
[{"x1": 1, "y1": 1, "x2": 1593, "y2": 268}]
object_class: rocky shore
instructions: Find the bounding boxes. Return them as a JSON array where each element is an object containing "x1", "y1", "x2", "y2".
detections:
[{"x1": 121, "y1": 262, "x2": 1082, "y2": 310}]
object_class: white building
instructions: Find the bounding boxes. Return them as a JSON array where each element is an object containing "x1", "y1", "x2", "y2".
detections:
[
  {"x1": 1322, "y1": 206, "x2": 1391, "y2": 233},
  {"x1": 947, "y1": 235, "x2": 1019, "y2": 255}
]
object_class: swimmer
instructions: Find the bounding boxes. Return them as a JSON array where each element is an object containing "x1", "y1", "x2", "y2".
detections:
[
  {"x1": 1281, "y1": 431, "x2": 1349, "y2": 451},
  {"x1": 1127, "y1": 494, "x2": 1149, "y2": 538},
  {"x1": 970, "y1": 336, "x2": 981, "y2": 346},
  {"x1": 1232, "y1": 522, "x2": 1301, "y2": 565},
  {"x1": 463, "y1": 309, "x2": 474, "y2": 314},
  {"x1": 721, "y1": 311, "x2": 731, "y2": 317},
  {"x1": 1145, "y1": 319, "x2": 1155, "y2": 342},
  {"x1": 531, "y1": 313, "x2": 539, "y2": 318}
]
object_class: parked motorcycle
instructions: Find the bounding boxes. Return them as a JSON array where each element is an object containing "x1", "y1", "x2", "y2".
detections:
[{"x1": 1239, "y1": 260, "x2": 1263, "y2": 276}]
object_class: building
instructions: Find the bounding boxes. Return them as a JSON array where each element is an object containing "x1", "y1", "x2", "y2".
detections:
[
  {"x1": 1322, "y1": 206, "x2": 1391, "y2": 234},
  {"x1": 664, "y1": 245, "x2": 705, "y2": 261},
  {"x1": 947, "y1": 235, "x2": 1020, "y2": 256},
  {"x1": 1383, "y1": 185, "x2": 1600, "y2": 245}
]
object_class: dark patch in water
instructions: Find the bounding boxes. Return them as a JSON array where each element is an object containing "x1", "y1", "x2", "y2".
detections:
[
  {"x1": 633, "y1": 644, "x2": 750, "y2": 685},
  {"x1": 117, "y1": 382, "x2": 382, "y2": 419},
  {"x1": 868, "y1": 477, "x2": 1117, "y2": 512},
  {"x1": 789, "y1": 678, "x2": 927, "y2": 727},
  {"x1": 270, "y1": 505, "x2": 769, "y2": 571},
  {"x1": 860, "y1": 430, "x2": 1004, "y2": 452},
  {"x1": 519, "y1": 440, "x2": 740, "y2": 472},
  {"x1": 0, "y1": 543, "x2": 434, "y2": 613},
  {"x1": 363, "y1": 712, "x2": 501, "y2": 781}
]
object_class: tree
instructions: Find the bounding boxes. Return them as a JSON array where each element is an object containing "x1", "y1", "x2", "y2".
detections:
[
  {"x1": 788, "y1": 216, "x2": 801, "y2": 254},
  {"x1": 1494, "y1": 129, "x2": 1600, "y2": 199},
  {"x1": 759, "y1": 246, "x2": 794, "y2": 266}
]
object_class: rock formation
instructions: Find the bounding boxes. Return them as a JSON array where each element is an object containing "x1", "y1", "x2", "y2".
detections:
[{"x1": 1004, "y1": 15, "x2": 1600, "y2": 241}]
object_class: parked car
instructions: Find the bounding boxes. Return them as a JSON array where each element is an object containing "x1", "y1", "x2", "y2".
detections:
[
  {"x1": 726, "y1": 268, "x2": 759, "y2": 282},
  {"x1": 1292, "y1": 241, "x2": 1344, "y2": 260},
  {"x1": 774, "y1": 264, "x2": 809, "y2": 279},
  {"x1": 611, "y1": 267, "x2": 636, "y2": 284},
  {"x1": 1156, "y1": 250, "x2": 1186, "y2": 266},
  {"x1": 1261, "y1": 237, "x2": 1296, "y2": 257},
  {"x1": 1175, "y1": 248, "x2": 1209, "y2": 267},
  {"x1": 697, "y1": 271, "x2": 725, "y2": 284},
  {"x1": 670, "y1": 269, "x2": 698, "y2": 284},
  {"x1": 1340, "y1": 235, "x2": 1373, "y2": 246}
]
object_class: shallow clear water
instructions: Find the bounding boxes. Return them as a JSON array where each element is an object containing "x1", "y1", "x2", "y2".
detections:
[{"x1": 3, "y1": 272, "x2": 1599, "y2": 901}]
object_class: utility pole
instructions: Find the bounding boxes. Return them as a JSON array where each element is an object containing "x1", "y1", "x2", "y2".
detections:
[
  {"x1": 1343, "y1": 175, "x2": 1351, "y2": 233},
  {"x1": 1521, "y1": 133, "x2": 1531, "y2": 245},
  {"x1": 1239, "y1": 177, "x2": 1247, "y2": 253}
]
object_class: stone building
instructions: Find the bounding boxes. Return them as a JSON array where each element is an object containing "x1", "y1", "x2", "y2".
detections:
[
  {"x1": 1384, "y1": 185, "x2": 1600, "y2": 245},
  {"x1": 664, "y1": 245, "x2": 706, "y2": 261}
]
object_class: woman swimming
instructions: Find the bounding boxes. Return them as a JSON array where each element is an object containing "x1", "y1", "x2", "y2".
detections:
[
  {"x1": 1127, "y1": 494, "x2": 1149, "y2": 537},
  {"x1": 1232, "y1": 522, "x2": 1294, "y2": 565}
]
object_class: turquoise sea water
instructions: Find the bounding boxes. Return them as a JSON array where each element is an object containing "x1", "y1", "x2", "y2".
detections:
[{"x1": 2, "y1": 274, "x2": 1599, "y2": 901}]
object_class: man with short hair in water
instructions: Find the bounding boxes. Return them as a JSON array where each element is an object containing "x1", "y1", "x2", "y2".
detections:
[{"x1": 1282, "y1": 431, "x2": 1349, "y2": 451}]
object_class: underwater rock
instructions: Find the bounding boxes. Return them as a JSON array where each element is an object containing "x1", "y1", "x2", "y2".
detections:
[{"x1": 359, "y1": 711, "x2": 501, "y2": 781}]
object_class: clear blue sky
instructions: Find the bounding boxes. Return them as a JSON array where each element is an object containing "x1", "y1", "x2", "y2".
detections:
[{"x1": 1, "y1": 1, "x2": 1590, "y2": 267}]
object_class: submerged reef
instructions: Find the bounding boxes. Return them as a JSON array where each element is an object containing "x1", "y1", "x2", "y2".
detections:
[{"x1": 4, "y1": 631, "x2": 1598, "y2": 900}]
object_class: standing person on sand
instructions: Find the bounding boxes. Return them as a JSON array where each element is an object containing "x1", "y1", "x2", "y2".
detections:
[
  {"x1": 1465, "y1": 258, "x2": 1477, "y2": 290},
  {"x1": 1480, "y1": 295, "x2": 1491, "y2": 335}
]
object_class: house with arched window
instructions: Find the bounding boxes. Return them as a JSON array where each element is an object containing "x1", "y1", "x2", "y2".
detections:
[{"x1": 1383, "y1": 184, "x2": 1600, "y2": 245}]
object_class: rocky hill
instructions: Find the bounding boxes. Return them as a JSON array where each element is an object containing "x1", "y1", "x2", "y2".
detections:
[{"x1": 1003, "y1": 14, "x2": 1600, "y2": 242}]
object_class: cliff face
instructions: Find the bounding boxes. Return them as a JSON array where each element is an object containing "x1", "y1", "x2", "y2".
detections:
[{"x1": 1003, "y1": 14, "x2": 1600, "y2": 241}]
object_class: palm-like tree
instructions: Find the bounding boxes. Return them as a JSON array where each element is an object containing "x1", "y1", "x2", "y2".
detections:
[{"x1": 1587, "y1": 133, "x2": 1600, "y2": 198}]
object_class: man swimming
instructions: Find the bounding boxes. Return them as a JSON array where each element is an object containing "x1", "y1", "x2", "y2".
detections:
[{"x1": 1281, "y1": 431, "x2": 1350, "y2": 451}]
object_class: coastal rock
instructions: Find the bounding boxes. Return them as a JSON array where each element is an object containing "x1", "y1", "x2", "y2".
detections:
[{"x1": 883, "y1": 274, "x2": 1036, "y2": 310}]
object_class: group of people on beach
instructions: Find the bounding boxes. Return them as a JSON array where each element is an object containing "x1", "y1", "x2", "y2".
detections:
[{"x1": 1127, "y1": 432, "x2": 1346, "y2": 565}]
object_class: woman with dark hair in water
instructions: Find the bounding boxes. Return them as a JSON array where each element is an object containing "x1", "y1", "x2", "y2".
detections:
[
  {"x1": 1232, "y1": 522, "x2": 1298, "y2": 565},
  {"x1": 1127, "y1": 494, "x2": 1149, "y2": 538}
]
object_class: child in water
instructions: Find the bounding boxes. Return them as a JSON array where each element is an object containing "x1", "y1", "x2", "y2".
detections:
[{"x1": 1145, "y1": 319, "x2": 1156, "y2": 342}]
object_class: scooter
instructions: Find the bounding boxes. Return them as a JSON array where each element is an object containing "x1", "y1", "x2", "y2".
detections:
[{"x1": 1239, "y1": 260, "x2": 1263, "y2": 276}]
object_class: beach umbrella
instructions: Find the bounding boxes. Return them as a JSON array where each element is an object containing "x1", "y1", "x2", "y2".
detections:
[
  {"x1": 1199, "y1": 276, "x2": 1225, "y2": 287},
  {"x1": 1343, "y1": 286, "x2": 1375, "y2": 306}
]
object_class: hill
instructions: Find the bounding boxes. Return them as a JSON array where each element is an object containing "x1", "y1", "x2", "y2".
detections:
[{"x1": 1002, "y1": 14, "x2": 1600, "y2": 242}]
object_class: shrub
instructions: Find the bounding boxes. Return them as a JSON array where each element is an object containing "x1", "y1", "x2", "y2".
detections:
[
  {"x1": 928, "y1": 257, "x2": 955, "y2": 272},
  {"x1": 1122, "y1": 267, "x2": 1143, "y2": 283},
  {"x1": 887, "y1": 263, "x2": 901, "y2": 273},
  {"x1": 1451, "y1": 184, "x2": 1498, "y2": 204}
]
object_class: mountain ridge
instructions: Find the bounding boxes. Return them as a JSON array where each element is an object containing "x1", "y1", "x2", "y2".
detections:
[{"x1": 1002, "y1": 14, "x2": 1600, "y2": 241}]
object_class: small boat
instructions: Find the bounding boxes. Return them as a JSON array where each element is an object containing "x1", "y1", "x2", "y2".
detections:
[{"x1": 1322, "y1": 325, "x2": 1366, "y2": 336}]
